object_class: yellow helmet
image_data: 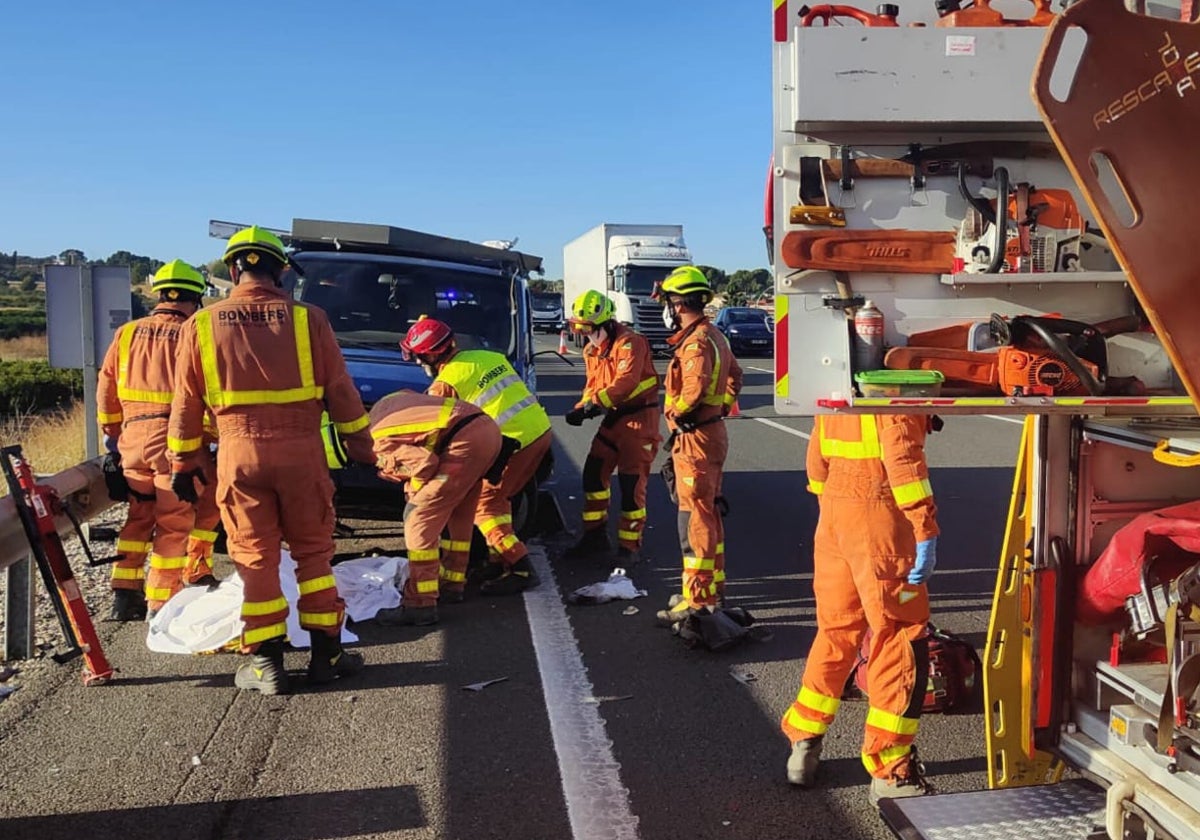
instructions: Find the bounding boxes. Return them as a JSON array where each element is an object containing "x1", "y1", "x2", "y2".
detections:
[
  {"x1": 222, "y1": 225, "x2": 287, "y2": 268},
  {"x1": 658, "y1": 265, "x2": 712, "y2": 299},
  {"x1": 568, "y1": 290, "x2": 615, "y2": 331},
  {"x1": 151, "y1": 259, "x2": 207, "y2": 296}
]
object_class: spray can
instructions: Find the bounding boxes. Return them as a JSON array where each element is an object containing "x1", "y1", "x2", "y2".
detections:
[{"x1": 853, "y1": 300, "x2": 885, "y2": 373}]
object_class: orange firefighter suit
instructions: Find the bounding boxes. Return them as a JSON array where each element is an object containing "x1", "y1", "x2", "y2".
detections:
[
  {"x1": 167, "y1": 277, "x2": 375, "y2": 650},
  {"x1": 663, "y1": 317, "x2": 742, "y2": 608},
  {"x1": 97, "y1": 304, "x2": 221, "y2": 611},
  {"x1": 576, "y1": 323, "x2": 661, "y2": 551},
  {"x1": 780, "y1": 414, "x2": 936, "y2": 779},
  {"x1": 428, "y1": 349, "x2": 552, "y2": 569},
  {"x1": 369, "y1": 392, "x2": 501, "y2": 607}
]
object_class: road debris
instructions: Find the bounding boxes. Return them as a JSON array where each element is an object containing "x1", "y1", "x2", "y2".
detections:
[
  {"x1": 461, "y1": 677, "x2": 509, "y2": 692},
  {"x1": 622, "y1": 605, "x2": 639, "y2": 615},
  {"x1": 582, "y1": 694, "x2": 633, "y2": 704},
  {"x1": 729, "y1": 667, "x2": 757, "y2": 686}
]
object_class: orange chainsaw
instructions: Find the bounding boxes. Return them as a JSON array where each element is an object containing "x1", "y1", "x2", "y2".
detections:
[{"x1": 886, "y1": 314, "x2": 1109, "y2": 397}]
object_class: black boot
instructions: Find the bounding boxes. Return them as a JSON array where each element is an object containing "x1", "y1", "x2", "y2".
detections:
[
  {"x1": 110, "y1": 589, "x2": 147, "y2": 622},
  {"x1": 307, "y1": 630, "x2": 364, "y2": 685},
  {"x1": 234, "y1": 638, "x2": 290, "y2": 695},
  {"x1": 564, "y1": 528, "x2": 612, "y2": 561},
  {"x1": 479, "y1": 556, "x2": 540, "y2": 596}
]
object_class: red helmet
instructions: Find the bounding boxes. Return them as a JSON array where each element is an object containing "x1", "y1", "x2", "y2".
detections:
[{"x1": 400, "y1": 316, "x2": 455, "y2": 360}]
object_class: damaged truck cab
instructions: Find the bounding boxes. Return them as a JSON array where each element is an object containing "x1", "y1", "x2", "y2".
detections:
[{"x1": 770, "y1": 1, "x2": 1200, "y2": 838}]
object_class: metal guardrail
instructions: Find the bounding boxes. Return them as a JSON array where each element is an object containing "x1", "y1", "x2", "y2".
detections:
[
  {"x1": 0, "y1": 456, "x2": 115, "y2": 572},
  {"x1": 2, "y1": 456, "x2": 116, "y2": 660}
]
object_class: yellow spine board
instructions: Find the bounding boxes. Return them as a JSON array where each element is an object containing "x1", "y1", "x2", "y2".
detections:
[{"x1": 984, "y1": 416, "x2": 1064, "y2": 789}]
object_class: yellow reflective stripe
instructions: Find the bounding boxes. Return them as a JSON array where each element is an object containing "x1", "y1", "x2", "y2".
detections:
[
  {"x1": 408, "y1": 548, "x2": 441, "y2": 562},
  {"x1": 242, "y1": 596, "x2": 289, "y2": 617},
  {"x1": 440, "y1": 539, "x2": 472, "y2": 552},
  {"x1": 866, "y1": 707, "x2": 921, "y2": 736},
  {"x1": 440, "y1": 568, "x2": 468, "y2": 583},
  {"x1": 97, "y1": 410, "x2": 124, "y2": 424},
  {"x1": 298, "y1": 574, "x2": 336, "y2": 596},
  {"x1": 117, "y1": 539, "x2": 152, "y2": 553},
  {"x1": 819, "y1": 415, "x2": 882, "y2": 459},
  {"x1": 722, "y1": 392, "x2": 735, "y2": 407},
  {"x1": 415, "y1": 579, "x2": 440, "y2": 593},
  {"x1": 808, "y1": 479, "x2": 824, "y2": 495},
  {"x1": 499, "y1": 534, "x2": 520, "y2": 550},
  {"x1": 244, "y1": 622, "x2": 288, "y2": 645},
  {"x1": 198, "y1": 307, "x2": 322, "y2": 407},
  {"x1": 585, "y1": 490, "x2": 611, "y2": 500},
  {"x1": 714, "y1": 569, "x2": 726, "y2": 583},
  {"x1": 117, "y1": 387, "x2": 173, "y2": 404},
  {"x1": 622, "y1": 508, "x2": 647, "y2": 520},
  {"x1": 705, "y1": 333, "x2": 722, "y2": 404},
  {"x1": 299, "y1": 610, "x2": 339, "y2": 627},
  {"x1": 144, "y1": 587, "x2": 174, "y2": 601},
  {"x1": 334, "y1": 413, "x2": 370, "y2": 435},
  {"x1": 597, "y1": 390, "x2": 616, "y2": 410},
  {"x1": 189, "y1": 529, "x2": 219, "y2": 543},
  {"x1": 479, "y1": 515, "x2": 512, "y2": 533},
  {"x1": 371, "y1": 398, "x2": 455, "y2": 439},
  {"x1": 169, "y1": 435, "x2": 203, "y2": 453},
  {"x1": 716, "y1": 541, "x2": 725, "y2": 554},
  {"x1": 617, "y1": 530, "x2": 641, "y2": 541},
  {"x1": 892, "y1": 477, "x2": 933, "y2": 506},
  {"x1": 863, "y1": 744, "x2": 912, "y2": 774},
  {"x1": 111, "y1": 567, "x2": 145, "y2": 580},
  {"x1": 683, "y1": 556, "x2": 715, "y2": 571},
  {"x1": 799, "y1": 686, "x2": 841, "y2": 716},
  {"x1": 784, "y1": 707, "x2": 830, "y2": 735},
  {"x1": 149, "y1": 555, "x2": 188, "y2": 570},
  {"x1": 582, "y1": 511, "x2": 606, "y2": 521},
  {"x1": 628, "y1": 376, "x2": 657, "y2": 401}
]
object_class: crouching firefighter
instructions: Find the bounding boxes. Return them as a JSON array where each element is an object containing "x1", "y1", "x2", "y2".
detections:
[
  {"x1": 563, "y1": 290, "x2": 661, "y2": 566},
  {"x1": 400, "y1": 317, "x2": 552, "y2": 596},
  {"x1": 780, "y1": 413, "x2": 939, "y2": 804},
  {"x1": 168, "y1": 226, "x2": 375, "y2": 695},
  {"x1": 652, "y1": 267, "x2": 742, "y2": 626},
  {"x1": 97, "y1": 260, "x2": 221, "y2": 621},
  {"x1": 366, "y1": 390, "x2": 504, "y2": 626}
]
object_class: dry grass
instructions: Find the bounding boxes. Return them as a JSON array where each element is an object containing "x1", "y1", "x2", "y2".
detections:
[
  {"x1": 0, "y1": 402, "x2": 86, "y2": 494},
  {"x1": 0, "y1": 334, "x2": 48, "y2": 361}
]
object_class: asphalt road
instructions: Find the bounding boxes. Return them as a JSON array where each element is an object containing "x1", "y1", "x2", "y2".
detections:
[{"x1": 0, "y1": 333, "x2": 1023, "y2": 840}]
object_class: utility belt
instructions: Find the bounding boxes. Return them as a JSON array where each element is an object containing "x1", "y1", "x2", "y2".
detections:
[
  {"x1": 664, "y1": 415, "x2": 725, "y2": 451},
  {"x1": 435, "y1": 412, "x2": 518, "y2": 485},
  {"x1": 123, "y1": 411, "x2": 171, "y2": 426},
  {"x1": 600, "y1": 399, "x2": 657, "y2": 429}
]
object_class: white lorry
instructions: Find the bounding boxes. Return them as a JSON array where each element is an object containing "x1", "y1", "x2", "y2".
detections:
[
  {"x1": 562, "y1": 223, "x2": 692, "y2": 351},
  {"x1": 769, "y1": 2, "x2": 1200, "y2": 839}
]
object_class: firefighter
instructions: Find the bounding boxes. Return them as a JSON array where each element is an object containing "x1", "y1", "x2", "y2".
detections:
[
  {"x1": 563, "y1": 290, "x2": 660, "y2": 566},
  {"x1": 168, "y1": 226, "x2": 376, "y2": 696},
  {"x1": 97, "y1": 260, "x2": 221, "y2": 620},
  {"x1": 779, "y1": 414, "x2": 937, "y2": 804},
  {"x1": 367, "y1": 390, "x2": 502, "y2": 626},
  {"x1": 400, "y1": 316, "x2": 552, "y2": 595},
  {"x1": 653, "y1": 266, "x2": 742, "y2": 625}
]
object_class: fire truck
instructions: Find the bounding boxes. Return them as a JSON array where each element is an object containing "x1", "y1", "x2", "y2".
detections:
[{"x1": 769, "y1": 1, "x2": 1200, "y2": 837}]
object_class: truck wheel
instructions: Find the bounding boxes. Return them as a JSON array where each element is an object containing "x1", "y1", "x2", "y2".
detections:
[{"x1": 513, "y1": 479, "x2": 539, "y2": 539}]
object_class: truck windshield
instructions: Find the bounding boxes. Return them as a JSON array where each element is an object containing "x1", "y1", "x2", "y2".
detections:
[
  {"x1": 532, "y1": 294, "x2": 561, "y2": 312},
  {"x1": 620, "y1": 265, "x2": 674, "y2": 296},
  {"x1": 289, "y1": 256, "x2": 515, "y2": 355}
]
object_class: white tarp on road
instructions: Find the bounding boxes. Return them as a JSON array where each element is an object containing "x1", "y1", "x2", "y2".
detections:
[{"x1": 146, "y1": 552, "x2": 407, "y2": 654}]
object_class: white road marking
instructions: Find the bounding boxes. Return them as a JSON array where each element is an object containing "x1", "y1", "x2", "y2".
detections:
[
  {"x1": 753, "y1": 417, "x2": 811, "y2": 440},
  {"x1": 745, "y1": 365, "x2": 774, "y2": 373},
  {"x1": 985, "y1": 415, "x2": 1027, "y2": 426},
  {"x1": 524, "y1": 546, "x2": 640, "y2": 840}
]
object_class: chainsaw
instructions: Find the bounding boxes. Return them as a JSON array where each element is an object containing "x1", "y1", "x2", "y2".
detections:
[
  {"x1": 886, "y1": 314, "x2": 1110, "y2": 397},
  {"x1": 954, "y1": 164, "x2": 1100, "y2": 274}
]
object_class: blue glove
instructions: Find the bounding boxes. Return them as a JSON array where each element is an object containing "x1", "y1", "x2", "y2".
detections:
[
  {"x1": 103, "y1": 434, "x2": 119, "y2": 455},
  {"x1": 908, "y1": 538, "x2": 937, "y2": 585}
]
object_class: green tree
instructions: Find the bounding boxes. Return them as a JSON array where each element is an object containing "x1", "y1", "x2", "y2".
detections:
[
  {"x1": 103, "y1": 251, "x2": 164, "y2": 286},
  {"x1": 723, "y1": 268, "x2": 772, "y2": 306},
  {"x1": 59, "y1": 248, "x2": 86, "y2": 265},
  {"x1": 207, "y1": 259, "x2": 230, "y2": 280},
  {"x1": 19, "y1": 275, "x2": 36, "y2": 292},
  {"x1": 694, "y1": 265, "x2": 729, "y2": 293},
  {"x1": 530, "y1": 278, "x2": 562, "y2": 294}
]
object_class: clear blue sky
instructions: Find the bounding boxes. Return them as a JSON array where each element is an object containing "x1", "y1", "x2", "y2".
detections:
[{"x1": 2, "y1": 1, "x2": 772, "y2": 279}]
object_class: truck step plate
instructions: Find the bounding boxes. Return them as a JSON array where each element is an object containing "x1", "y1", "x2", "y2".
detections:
[{"x1": 879, "y1": 779, "x2": 1106, "y2": 840}]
